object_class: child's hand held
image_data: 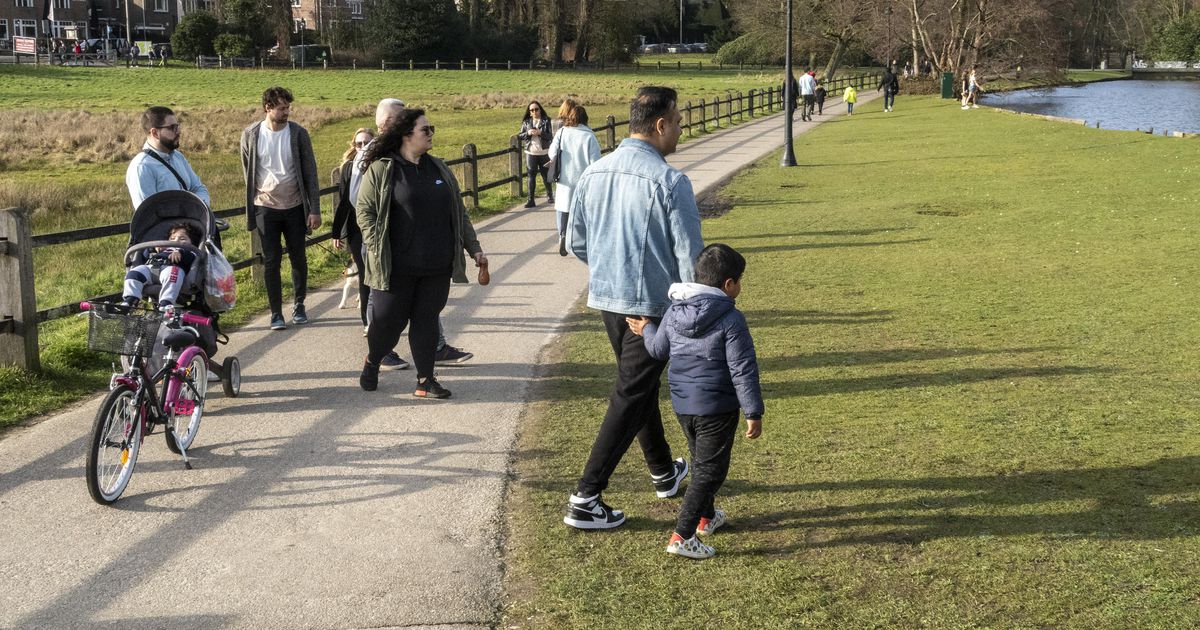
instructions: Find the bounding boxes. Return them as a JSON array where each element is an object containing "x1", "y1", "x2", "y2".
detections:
[
  {"x1": 745, "y1": 417, "x2": 762, "y2": 439},
  {"x1": 625, "y1": 316, "x2": 649, "y2": 336}
]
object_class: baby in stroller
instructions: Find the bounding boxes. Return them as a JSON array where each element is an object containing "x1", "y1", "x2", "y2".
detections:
[{"x1": 122, "y1": 222, "x2": 202, "y2": 310}]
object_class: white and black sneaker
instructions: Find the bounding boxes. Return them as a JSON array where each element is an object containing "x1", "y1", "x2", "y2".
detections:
[
  {"x1": 563, "y1": 493, "x2": 625, "y2": 530},
  {"x1": 651, "y1": 458, "x2": 689, "y2": 498}
]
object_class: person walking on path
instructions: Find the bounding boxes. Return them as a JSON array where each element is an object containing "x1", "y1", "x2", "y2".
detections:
[
  {"x1": 518, "y1": 100, "x2": 554, "y2": 208},
  {"x1": 546, "y1": 102, "x2": 600, "y2": 257},
  {"x1": 125, "y1": 106, "x2": 220, "y2": 245},
  {"x1": 352, "y1": 98, "x2": 473, "y2": 368},
  {"x1": 240, "y1": 86, "x2": 321, "y2": 331},
  {"x1": 799, "y1": 69, "x2": 817, "y2": 121},
  {"x1": 626, "y1": 243, "x2": 764, "y2": 560},
  {"x1": 562, "y1": 86, "x2": 703, "y2": 530},
  {"x1": 815, "y1": 83, "x2": 827, "y2": 115},
  {"x1": 843, "y1": 85, "x2": 857, "y2": 115},
  {"x1": 355, "y1": 108, "x2": 487, "y2": 398},
  {"x1": 963, "y1": 66, "x2": 981, "y2": 109},
  {"x1": 332, "y1": 128, "x2": 376, "y2": 335},
  {"x1": 878, "y1": 66, "x2": 900, "y2": 112},
  {"x1": 783, "y1": 71, "x2": 799, "y2": 120}
]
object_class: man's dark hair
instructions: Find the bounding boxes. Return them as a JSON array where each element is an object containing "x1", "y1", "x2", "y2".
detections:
[
  {"x1": 695, "y1": 243, "x2": 746, "y2": 288},
  {"x1": 628, "y1": 86, "x2": 678, "y2": 135},
  {"x1": 167, "y1": 221, "x2": 202, "y2": 246},
  {"x1": 141, "y1": 106, "x2": 175, "y2": 133},
  {"x1": 262, "y1": 86, "x2": 294, "y2": 110}
]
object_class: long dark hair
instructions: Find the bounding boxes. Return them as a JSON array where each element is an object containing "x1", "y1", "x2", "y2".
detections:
[
  {"x1": 523, "y1": 100, "x2": 545, "y2": 124},
  {"x1": 361, "y1": 108, "x2": 425, "y2": 170}
]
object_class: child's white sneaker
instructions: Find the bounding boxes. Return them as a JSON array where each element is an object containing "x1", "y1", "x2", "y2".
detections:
[
  {"x1": 666, "y1": 532, "x2": 714, "y2": 559},
  {"x1": 696, "y1": 509, "x2": 726, "y2": 535}
]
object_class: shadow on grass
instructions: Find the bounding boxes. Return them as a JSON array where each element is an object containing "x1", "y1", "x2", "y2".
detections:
[
  {"x1": 735, "y1": 238, "x2": 930, "y2": 254},
  {"x1": 765, "y1": 365, "x2": 1111, "y2": 397},
  {"x1": 740, "y1": 309, "x2": 895, "y2": 327},
  {"x1": 721, "y1": 228, "x2": 914, "y2": 239},
  {"x1": 722, "y1": 455, "x2": 1200, "y2": 553}
]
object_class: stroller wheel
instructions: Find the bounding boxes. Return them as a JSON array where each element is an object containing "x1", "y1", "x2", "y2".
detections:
[{"x1": 222, "y1": 356, "x2": 241, "y2": 398}]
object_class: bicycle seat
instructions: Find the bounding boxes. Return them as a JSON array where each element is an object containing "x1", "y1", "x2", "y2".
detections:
[{"x1": 163, "y1": 328, "x2": 198, "y2": 350}]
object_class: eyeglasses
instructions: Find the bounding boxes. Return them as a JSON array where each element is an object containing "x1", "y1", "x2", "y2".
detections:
[
  {"x1": 417, "y1": 125, "x2": 435, "y2": 136},
  {"x1": 155, "y1": 124, "x2": 181, "y2": 132},
  {"x1": 353, "y1": 140, "x2": 369, "y2": 148}
]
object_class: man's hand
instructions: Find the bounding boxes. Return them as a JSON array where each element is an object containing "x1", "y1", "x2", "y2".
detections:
[
  {"x1": 307, "y1": 214, "x2": 321, "y2": 231},
  {"x1": 333, "y1": 238, "x2": 343, "y2": 250},
  {"x1": 745, "y1": 417, "x2": 762, "y2": 439},
  {"x1": 474, "y1": 251, "x2": 488, "y2": 267},
  {"x1": 625, "y1": 316, "x2": 650, "y2": 337}
]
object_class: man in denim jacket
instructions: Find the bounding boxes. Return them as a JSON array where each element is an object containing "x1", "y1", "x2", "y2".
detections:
[{"x1": 563, "y1": 86, "x2": 705, "y2": 530}]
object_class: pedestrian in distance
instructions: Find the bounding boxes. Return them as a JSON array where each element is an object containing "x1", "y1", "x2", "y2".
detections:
[
  {"x1": 878, "y1": 65, "x2": 900, "y2": 112},
  {"x1": 963, "y1": 66, "x2": 982, "y2": 109},
  {"x1": 332, "y1": 127, "x2": 375, "y2": 335},
  {"x1": 355, "y1": 108, "x2": 487, "y2": 398},
  {"x1": 783, "y1": 71, "x2": 799, "y2": 120},
  {"x1": 799, "y1": 68, "x2": 817, "y2": 121},
  {"x1": 843, "y1": 84, "x2": 857, "y2": 115},
  {"x1": 240, "y1": 86, "x2": 321, "y2": 331},
  {"x1": 518, "y1": 100, "x2": 554, "y2": 208},
  {"x1": 562, "y1": 86, "x2": 704, "y2": 531},
  {"x1": 815, "y1": 83, "x2": 827, "y2": 115},
  {"x1": 545, "y1": 102, "x2": 600, "y2": 257},
  {"x1": 626, "y1": 243, "x2": 764, "y2": 560}
]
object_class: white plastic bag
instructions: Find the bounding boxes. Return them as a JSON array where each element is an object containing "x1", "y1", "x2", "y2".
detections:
[{"x1": 203, "y1": 239, "x2": 237, "y2": 312}]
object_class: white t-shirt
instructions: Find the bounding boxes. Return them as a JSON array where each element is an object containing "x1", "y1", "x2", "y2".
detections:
[{"x1": 254, "y1": 124, "x2": 301, "y2": 209}]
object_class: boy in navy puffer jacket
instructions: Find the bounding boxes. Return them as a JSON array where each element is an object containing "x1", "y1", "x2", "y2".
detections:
[{"x1": 627, "y1": 243, "x2": 763, "y2": 560}]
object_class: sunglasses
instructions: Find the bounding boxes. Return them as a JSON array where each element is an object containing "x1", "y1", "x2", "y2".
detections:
[
  {"x1": 417, "y1": 125, "x2": 435, "y2": 136},
  {"x1": 156, "y1": 123, "x2": 181, "y2": 132},
  {"x1": 529, "y1": 107, "x2": 540, "y2": 112},
  {"x1": 354, "y1": 140, "x2": 370, "y2": 148}
]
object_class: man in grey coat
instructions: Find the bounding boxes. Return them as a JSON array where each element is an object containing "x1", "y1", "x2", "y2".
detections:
[{"x1": 240, "y1": 86, "x2": 321, "y2": 330}]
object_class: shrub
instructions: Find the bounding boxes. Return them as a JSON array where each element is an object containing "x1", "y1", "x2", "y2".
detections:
[
  {"x1": 713, "y1": 32, "x2": 783, "y2": 65},
  {"x1": 213, "y1": 33, "x2": 255, "y2": 58},
  {"x1": 171, "y1": 11, "x2": 219, "y2": 58},
  {"x1": 1149, "y1": 10, "x2": 1200, "y2": 60}
]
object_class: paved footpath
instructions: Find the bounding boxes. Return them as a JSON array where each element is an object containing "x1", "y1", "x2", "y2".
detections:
[{"x1": 0, "y1": 92, "x2": 876, "y2": 630}]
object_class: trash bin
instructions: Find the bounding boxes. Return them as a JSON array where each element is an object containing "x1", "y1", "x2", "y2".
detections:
[{"x1": 941, "y1": 71, "x2": 955, "y2": 99}]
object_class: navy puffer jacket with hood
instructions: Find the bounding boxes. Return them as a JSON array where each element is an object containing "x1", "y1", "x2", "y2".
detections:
[{"x1": 642, "y1": 283, "x2": 764, "y2": 418}]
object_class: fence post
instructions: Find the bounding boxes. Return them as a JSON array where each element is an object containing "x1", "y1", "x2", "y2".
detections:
[
  {"x1": 381, "y1": 59, "x2": 386, "y2": 70},
  {"x1": 435, "y1": 59, "x2": 440, "y2": 70},
  {"x1": 605, "y1": 115, "x2": 617, "y2": 150},
  {"x1": 748, "y1": 90, "x2": 755, "y2": 118},
  {"x1": 475, "y1": 57, "x2": 480, "y2": 71},
  {"x1": 726, "y1": 94, "x2": 734, "y2": 125},
  {"x1": 460, "y1": 59, "x2": 465, "y2": 70},
  {"x1": 507, "y1": 60, "x2": 512, "y2": 70},
  {"x1": 508, "y1": 135, "x2": 523, "y2": 198},
  {"x1": 699, "y1": 99, "x2": 706, "y2": 133},
  {"x1": 737, "y1": 92, "x2": 744, "y2": 121},
  {"x1": 712, "y1": 97, "x2": 720, "y2": 129},
  {"x1": 462, "y1": 144, "x2": 480, "y2": 210},
  {"x1": 685, "y1": 100, "x2": 693, "y2": 137},
  {"x1": 0, "y1": 208, "x2": 39, "y2": 370},
  {"x1": 767, "y1": 88, "x2": 774, "y2": 112}
]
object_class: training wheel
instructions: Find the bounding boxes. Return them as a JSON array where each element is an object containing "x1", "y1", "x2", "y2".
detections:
[{"x1": 222, "y1": 356, "x2": 241, "y2": 398}]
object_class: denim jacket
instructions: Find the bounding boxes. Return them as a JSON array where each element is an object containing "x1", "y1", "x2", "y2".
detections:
[{"x1": 568, "y1": 138, "x2": 704, "y2": 317}]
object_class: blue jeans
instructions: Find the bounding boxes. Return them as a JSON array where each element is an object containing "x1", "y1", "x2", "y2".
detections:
[{"x1": 884, "y1": 93, "x2": 895, "y2": 110}]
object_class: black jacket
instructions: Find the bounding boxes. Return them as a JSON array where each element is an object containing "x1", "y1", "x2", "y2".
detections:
[
  {"x1": 518, "y1": 117, "x2": 552, "y2": 151},
  {"x1": 878, "y1": 70, "x2": 900, "y2": 95},
  {"x1": 331, "y1": 160, "x2": 359, "y2": 241}
]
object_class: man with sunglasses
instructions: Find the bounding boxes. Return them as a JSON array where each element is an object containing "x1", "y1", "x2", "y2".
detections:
[{"x1": 126, "y1": 106, "x2": 211, "y2": 211}]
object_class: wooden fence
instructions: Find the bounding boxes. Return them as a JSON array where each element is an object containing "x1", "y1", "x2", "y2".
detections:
[
  {"x1": 194, "y1": 55, "x2": 793, "y2": 72},
  {"x1": 0, "y1": 74, "x2": 879, "y2": 370}
]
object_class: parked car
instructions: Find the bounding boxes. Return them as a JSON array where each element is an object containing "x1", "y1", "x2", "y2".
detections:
[
  {"x1": 691, "y1": 42, "x2": 708, "y2": 53},
  {"x1": 666, "y1": 44, "x2": 684, "y2": 53}
]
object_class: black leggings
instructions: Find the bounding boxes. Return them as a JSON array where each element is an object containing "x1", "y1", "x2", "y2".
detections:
[
  {"x1": 674, "y1": 411, "x2": 739, "y2": 538},
  {"x1": 255, "y1": 205, "x2": 308, "y2": 315},
  {"x1": 347, "y1": 228, "x2": 369, "y2": 326},
  {"x1": 526, "y1": 153, "x2": 552, "y2": 199},
  {"x1": 366, "y1": 274, "x2": 450, "y2": 379}
]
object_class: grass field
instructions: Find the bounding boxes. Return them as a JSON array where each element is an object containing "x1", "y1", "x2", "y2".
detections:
[
  {"x1": 502, "y1": 96, "x2": 1200, "y2": 626},
  {"x1": 0, "y1": 64, "x2": 784, "y2": 427}
]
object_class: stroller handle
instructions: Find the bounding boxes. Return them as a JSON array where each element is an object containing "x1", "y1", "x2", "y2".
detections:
[
  {"x1": 180, "y1": 311, "x2": 213, "y2": 327},
  {"x1": 124, "y1": 241, "x2": 204, "y2": 266}
]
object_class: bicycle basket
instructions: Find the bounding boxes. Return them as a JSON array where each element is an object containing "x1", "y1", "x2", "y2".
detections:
[{"x1": 86, "y1": 305, "x2": 164, "y2": 358}]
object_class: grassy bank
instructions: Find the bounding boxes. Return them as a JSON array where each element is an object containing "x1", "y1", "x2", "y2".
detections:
[
  {"x1": 503, "y1": 96, "x2": 1200, "y2": 627},
  {"x1": 0, "y1": 65, "x2": 782, "y2": 428}
]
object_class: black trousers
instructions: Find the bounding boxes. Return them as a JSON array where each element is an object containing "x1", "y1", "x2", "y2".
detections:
[
  {"x1": 576, "y1": 310, "x2": 676, "y2": 497},
  {"x1": 255, "y1": 205, "x2": 308, "y2": 316},
  {"x1": 347, "y1": 228, "x2": 369, "y2": 326},
  {"x1": 366, "y1": 274, "x2": 450, "y2": 379},
  {"x1": 526, "y1": 153, "x2": 552, "y2": 200},
  {"x1": 802, "y1": 94, "x2": 816, "y2": 119},
  {"x1": 674, "y1": 411, "x2": 739, "y2": 538}
]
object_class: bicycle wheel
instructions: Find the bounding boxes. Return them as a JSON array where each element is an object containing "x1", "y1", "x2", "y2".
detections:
[
  {"x1": 86, "y1": 384, "x2": 143, "y2": 505},
  {"x1": 165, "y1": 352, "x2": 207, "y2": 454}
]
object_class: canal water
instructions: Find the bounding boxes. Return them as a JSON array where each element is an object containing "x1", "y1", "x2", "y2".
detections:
[{"x1": 983, "y1": 79, "x2": 1200, "y2": 134}]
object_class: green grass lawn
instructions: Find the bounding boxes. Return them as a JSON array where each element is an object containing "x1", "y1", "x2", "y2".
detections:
[
  {"x1": 0, "y1": 65, "x2": 785, "y2": 428},
  {"x1": 503, "y1": 96, "x2": 1200, "y2": 627}
]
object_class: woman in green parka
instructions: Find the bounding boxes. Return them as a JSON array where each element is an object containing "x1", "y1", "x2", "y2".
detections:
[{"x1": 355, "y1": 108, "x2": 487, "y2": 398}]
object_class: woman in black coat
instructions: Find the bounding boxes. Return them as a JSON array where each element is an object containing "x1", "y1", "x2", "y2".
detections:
[
  {"x1": 331, "y1": 127, "x2": 375, "y2": 329},
  {"x1": 517, "y1": 100, "x2": 554, "y2": 208}
]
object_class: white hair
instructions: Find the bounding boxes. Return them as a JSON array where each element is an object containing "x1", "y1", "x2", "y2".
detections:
[{"x1": 375, "y1": 98, "x2": 406, "y2": 131}]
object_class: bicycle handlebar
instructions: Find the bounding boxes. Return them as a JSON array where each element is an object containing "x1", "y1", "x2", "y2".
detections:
[
  {"x1": 180, "y1": 311, "x2": 212, "y2": 327},
  {"x1": 79, "y1": 301, "x2": 92, "y2": 311}
]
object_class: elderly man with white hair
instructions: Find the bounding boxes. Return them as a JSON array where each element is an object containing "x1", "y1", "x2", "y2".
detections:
[{"x1": 350, "y1": 98, "x2": 474, "y2": 369}]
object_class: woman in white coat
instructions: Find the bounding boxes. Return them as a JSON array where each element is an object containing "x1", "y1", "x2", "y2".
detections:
[{"x1": 547, "y1": 103, "x2": 602, "y2": 256}]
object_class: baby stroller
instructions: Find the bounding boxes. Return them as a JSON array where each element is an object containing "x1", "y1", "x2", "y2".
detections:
[{"x1": 124, "y1": 190, "x2": 240, "y2": 397}]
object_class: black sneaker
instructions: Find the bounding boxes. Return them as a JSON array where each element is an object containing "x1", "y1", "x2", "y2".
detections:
[
  {"x1": 292, "y1": 303, "x2": 309, "y2": 325},
  {"x1": 558, "y1": 234, "x2": 568, "y2": 257},
  {"x1": 359, "y1": 357, "x2": 380, "y2": 391},
  {"x1": 270, "y1": 313, "x2": 287, "y2": 331},
  {"x1": 523, "y1": 199, "x2": 536, "y2": 208},
  {"x1": 434, "y1": 345, "x2": 473, "y2": 364},
  {"x1": 563, "y1": 493, "x2": 626, "y2": 530},
  {"x1": 414, "y1": 377, "x2": 451, "y2": 399},
  {"x1": 380, "y1": 352, "x2": 410, "y2": 371},
  {"x1": 651, "y1": 458, "x2": 689, "y2": 498}
]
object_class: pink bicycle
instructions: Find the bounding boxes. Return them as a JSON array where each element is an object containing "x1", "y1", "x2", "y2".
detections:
[{"x1": 81, "y1": 300, "x2": 239, "y2": 504}]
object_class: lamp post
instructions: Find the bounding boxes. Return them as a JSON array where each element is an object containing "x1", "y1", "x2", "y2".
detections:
[
  {"x1": 780, "y1": 0, "x2": 796, "y2": 167},
  {"x1": 299, "y1": 17, "x2": 306, "y2": 68},
  {"x1": 678, "y1": 0, "x2": 683, "y2": 46}
]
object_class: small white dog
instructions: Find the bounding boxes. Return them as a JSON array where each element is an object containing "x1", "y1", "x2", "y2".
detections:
[{"x1": 338, "y1": 261, "x2": 360, "y2": 309}]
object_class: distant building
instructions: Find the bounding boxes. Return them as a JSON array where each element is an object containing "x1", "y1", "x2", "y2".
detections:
[
  {"x1": 290, "y1": 0, "x2": 365, "y2": 35},
  {"x1": 0, "y1": 0, "x2": 208, "y2": 45}
]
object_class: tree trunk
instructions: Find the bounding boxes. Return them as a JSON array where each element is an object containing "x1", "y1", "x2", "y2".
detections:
[{"x1": 822, "y1": 32, "x2": 848, "y2": 79}]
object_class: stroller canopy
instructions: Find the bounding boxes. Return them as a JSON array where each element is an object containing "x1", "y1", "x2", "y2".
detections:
[{"x1": 129, "y1": 190, "x2": 214, "y2": 248}]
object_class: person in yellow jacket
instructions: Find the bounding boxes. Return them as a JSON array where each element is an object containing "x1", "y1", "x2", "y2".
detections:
[{"x1": 843, "y1": 85, "x2": 857, "y2": 115}]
